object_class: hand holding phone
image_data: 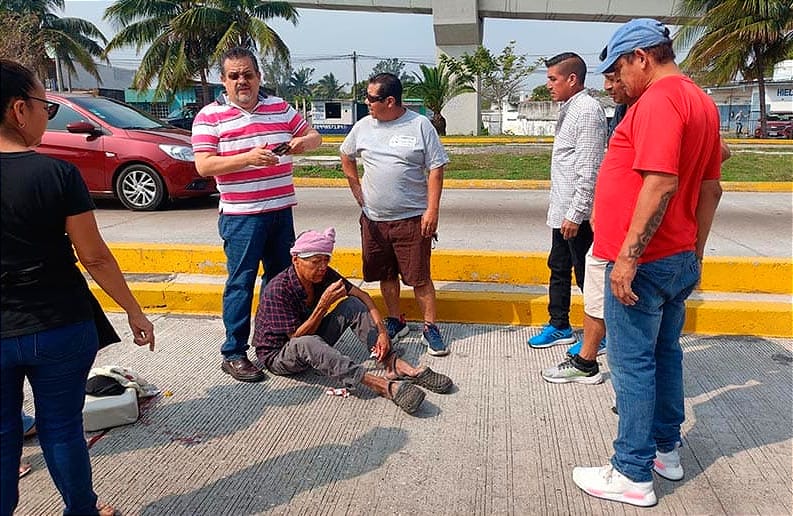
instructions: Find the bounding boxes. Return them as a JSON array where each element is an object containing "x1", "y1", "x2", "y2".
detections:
[{"x1": 272, "y1": 142, "x2": 291, "y2": 156}]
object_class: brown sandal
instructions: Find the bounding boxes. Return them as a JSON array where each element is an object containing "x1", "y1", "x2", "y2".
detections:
[
  {"x1": 386, "y1": 380, "x2": 425, "y2": 414},
  {"x1": 401, "y1": 367, "x2": 453, "y2": 394},
  {"x1": 384, "y1": 350, "x2": 453, "y2": 394}
]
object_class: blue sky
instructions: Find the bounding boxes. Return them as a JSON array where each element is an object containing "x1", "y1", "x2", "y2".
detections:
[{"x1": 62, "y1": 1, "x2": 624, "y2": 92}]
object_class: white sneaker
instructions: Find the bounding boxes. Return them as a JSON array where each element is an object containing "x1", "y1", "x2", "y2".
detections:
[
  {"x1": 572, "y1": 464, "x2": 657, "y2": 507},
  {"x1": 654, "y1": 442, "x2": 684, "y2": 481}
]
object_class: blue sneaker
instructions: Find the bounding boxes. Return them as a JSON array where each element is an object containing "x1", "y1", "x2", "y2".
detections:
[
  {"x1": 423, "y1": 323, "x2": 449, "y2": 356},
  {"x1": 385, "y1": 315, "x2": 409, "y2": 342},
  {"x1": 528, "y1": 324, "x2": 576, "y2": 349},
  {"x1": 566, "y1": 337, "x2": 607, "y2": 357}
]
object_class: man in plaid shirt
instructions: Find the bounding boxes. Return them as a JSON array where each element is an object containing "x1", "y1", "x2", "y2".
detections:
[
  {"x1": 251, "y1": 228, "x2": 453, "y2": 415},
  {"x1": 528, "y1": 52, "x2": 606, "y2": 350}
]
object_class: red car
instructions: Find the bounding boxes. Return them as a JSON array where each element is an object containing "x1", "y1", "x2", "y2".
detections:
[
  {"x1": 38, "y1": 93, "x2": 215, "y2": 210},
  {"x1": 754, "y1": 114, "x2": 793, "y2": 139}
]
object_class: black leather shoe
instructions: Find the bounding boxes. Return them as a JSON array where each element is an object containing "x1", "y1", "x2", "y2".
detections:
[{"x1": 221, "y1": 357, "x2": 266, "y2": 382}]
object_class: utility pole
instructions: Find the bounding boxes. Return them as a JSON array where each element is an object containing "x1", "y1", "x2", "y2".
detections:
[{"x1": 352, "y1": 51, "x2": 358, "y2": 101}]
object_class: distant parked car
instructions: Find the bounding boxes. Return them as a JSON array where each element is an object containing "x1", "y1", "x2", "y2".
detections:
[
  {"x1": 39, "y1": 93, "x2": 215, "y2": 210},
  {"x1": 754, "y1": 114, "x2": 793, "y2": 139},
  {"x1": 163, "y1": 104, "x2": 199, "y2": 130}
]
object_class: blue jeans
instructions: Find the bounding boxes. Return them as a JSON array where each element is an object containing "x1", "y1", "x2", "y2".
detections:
[
  {"x1": 605, "y1": 251, "x2": 700, "y2": 482},
  {"x1": 1, "y1": 320, "x2": 99, "y2": 516},
  {"x1": 218, "y1": 208, "x2": 295, "y2": 360}
]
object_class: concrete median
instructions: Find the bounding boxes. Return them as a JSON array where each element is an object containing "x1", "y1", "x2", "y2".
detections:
[{"x1": 91, "y1": 244, "x2": 792, "y2": 338}]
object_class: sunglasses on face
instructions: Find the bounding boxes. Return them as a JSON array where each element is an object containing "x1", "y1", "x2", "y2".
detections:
[
  {"x1": 226, "y1": 71, "x2": 256, "y2": 81},
  {"x1": 25, "y1": 95, "x2": 59, "y2": 120},
  {"x1": 365, "y1": 93, "x2": 387, "y2": 103}
]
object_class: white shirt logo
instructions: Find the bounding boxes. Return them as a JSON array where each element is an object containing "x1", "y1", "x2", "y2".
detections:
[{"x1": 389, "y1": 135, "x2": 417, "y2": 148}]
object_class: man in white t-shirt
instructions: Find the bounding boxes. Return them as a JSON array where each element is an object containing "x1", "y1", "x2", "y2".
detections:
[{"x1": 340, "y1": 73, "x2": 451, "y2": 357}]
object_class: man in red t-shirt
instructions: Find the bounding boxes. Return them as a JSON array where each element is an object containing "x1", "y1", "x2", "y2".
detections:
[{"x1": 571, "y1": 19, "x2": 723, "y2": 507}]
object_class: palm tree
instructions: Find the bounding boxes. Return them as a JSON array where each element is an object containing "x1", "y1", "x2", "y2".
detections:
[
  {"x1": 0, "y1": 0, "x2": 107, "y2": 88},
  {"x1": 290, "y1": 67, "x2": 316, "y2": 98},
  {"x1": 313, "y1": 73, "x2": 347, "y2": 99},
  {"x1": 407, "y1": 63, "x2": 475, "y2": 136},
  {"x1": 104, "y1": 0, "x2": 298, "y2": 105},
  {"x1": 261, "y1": 50, "x2": 293, "y2": 98},
  {"x1": 676, "y1": 0, "x2": 793, "y2": 137}
]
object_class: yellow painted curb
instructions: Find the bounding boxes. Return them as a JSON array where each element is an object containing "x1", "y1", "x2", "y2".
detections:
[
  {"x1": 320, "y1": 135, "x2": 555, "y2": 145},
  {"x1": 90, "y1": 283, "x2": 792, "y2": 338},
  {"x1": 292, "y1": 177, "x2": 793, "y2": 192},
  {"x1": 322, "y1": 135, "x2": 792, "y2": 147},
  {"x1": 723, "y1": 138, "x2": 793, "y2": 146},
  {"x1": 104, "y1": 244, "x2": 793, "y2": 296},
  {"x1": 719, "y1": 182, "x2": 792, "y2": 192}
]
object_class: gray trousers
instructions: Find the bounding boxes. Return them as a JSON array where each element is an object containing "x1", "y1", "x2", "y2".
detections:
[{"x1": 267, "y1": 297, "x2": 378, "y2": 388}]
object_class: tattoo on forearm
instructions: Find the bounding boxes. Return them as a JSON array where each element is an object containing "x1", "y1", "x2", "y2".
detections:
[{"x1": 628, "y1": 192, "x2": 673, "y2": 259}]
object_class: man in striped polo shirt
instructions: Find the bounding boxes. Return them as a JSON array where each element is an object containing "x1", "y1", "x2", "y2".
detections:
[{"x1": 192, "y1": 47, "x2": 321, "y2": 382}]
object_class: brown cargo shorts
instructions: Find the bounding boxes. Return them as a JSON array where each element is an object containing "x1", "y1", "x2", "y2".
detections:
[{"x1": 360, "y1": 213, "x2": 432, "y2": 287}]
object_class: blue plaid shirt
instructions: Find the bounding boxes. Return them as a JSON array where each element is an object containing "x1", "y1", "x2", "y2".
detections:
[{"x1": 252, "y1": 264, "x2": 352, "y2": 366}]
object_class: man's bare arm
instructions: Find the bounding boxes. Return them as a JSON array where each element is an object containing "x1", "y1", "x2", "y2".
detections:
[
  {"x1": 421, "y1": 166, "x2": 444, "y2": 238},
  {"x1": 340, "y1": 154, "x2": 364, "y2": 208},
  {"x1": 695, "y1": 179, "x2": 722, "y2": 259},
  {"x1": 194, "y1": 128, "x2": 321, "y2": 178},
  {"x1": 194, "y1": 147, "x2": 278, "y2": 177},
  {"x1": 620, "y1": 173, "x2": 678, "y2": 260},
  {"x1": 610, "y1": 172, "x2": 678, "y2": 305},
  {"x1": 349, "y1": 285, "x2": 391, "y2": 361},
  {"x1": 288, "y1": 127, "x2": 322, "y2": 153}
]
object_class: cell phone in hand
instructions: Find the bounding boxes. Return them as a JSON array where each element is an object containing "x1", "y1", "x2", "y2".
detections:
[{"x1": 272, "y1": 142, "x2": 290, "y2": 156}]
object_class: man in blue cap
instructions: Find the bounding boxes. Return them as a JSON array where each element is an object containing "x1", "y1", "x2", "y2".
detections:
[{"x1": 571, "y1": 19, "x2": 723, "y2": 507}]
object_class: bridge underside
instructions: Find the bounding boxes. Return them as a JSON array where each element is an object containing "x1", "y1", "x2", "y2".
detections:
[
  {"x1": 289, "y1": 1, "x2": 688, "y2": 24},
  {"x1": 290, "y1": 1, "x2": 691, "y2": 134}
]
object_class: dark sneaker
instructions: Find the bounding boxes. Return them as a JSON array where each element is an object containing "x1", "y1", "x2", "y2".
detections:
[
  {"x1": 221, "y1": 357, "x2": 266, "y2": 382},
  {"x1": 423, "y1": 323, "x2": 449, "y2": 356},
  {"x1": 385, "y1": 315, "x2": 409, "y2": 342},
  {"x1": 541, "y1": 355, "x2": 603, "y2": 384},
  {"x1": 528, "y1": 323, "x2": 576, "y2": 348}
]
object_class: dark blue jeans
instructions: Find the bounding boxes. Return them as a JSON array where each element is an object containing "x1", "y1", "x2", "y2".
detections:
[
  {"x1": 605, "y1": 251, "x2": 700, "y2": 482},
  {"x1": 218, "y1": 208, "x2": 295, "y2": 360},
  {"x1": 1, "y1": 320, "x2": 99, "y2": 516}
]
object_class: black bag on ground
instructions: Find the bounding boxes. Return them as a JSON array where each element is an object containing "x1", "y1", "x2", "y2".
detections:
[{"x1": 85, "y1": 375, "x2": 125, "y2": 397}]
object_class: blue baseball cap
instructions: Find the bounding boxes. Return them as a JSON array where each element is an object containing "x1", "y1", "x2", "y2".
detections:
[{"x1": 596, "y1": 18, "x2": 671, "y2": 74}]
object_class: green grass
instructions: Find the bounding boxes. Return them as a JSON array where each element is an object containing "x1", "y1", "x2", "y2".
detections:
[
  {"x1": 719, "y1": 152, "x2": 793, "y2": 181},
  {"x1": 296, "y1": 147, "x2": 793, "y2": 181}
]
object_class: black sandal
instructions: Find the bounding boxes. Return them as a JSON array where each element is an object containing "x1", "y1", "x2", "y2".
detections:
[{"x1": 386, "y1": 380, "x2": 425, "y2": 414}]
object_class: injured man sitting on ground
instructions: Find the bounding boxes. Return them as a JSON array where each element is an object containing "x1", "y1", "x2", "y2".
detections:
[{"x1": 251, "y1": 227, "x2": 453, "y2": 414}]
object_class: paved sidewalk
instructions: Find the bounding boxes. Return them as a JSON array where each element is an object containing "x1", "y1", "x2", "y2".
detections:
[{"x1": 18, "y1": 314, "x2": 793, "y2": 516}]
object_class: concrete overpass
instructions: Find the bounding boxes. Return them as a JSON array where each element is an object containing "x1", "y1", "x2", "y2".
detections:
[{"x1": 289, "y1": 1, "x2": 690, "y2": 134}]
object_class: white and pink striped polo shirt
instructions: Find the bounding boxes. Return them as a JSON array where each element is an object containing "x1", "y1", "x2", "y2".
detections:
[{"x1": 192, "y1": 94, "x2": 308, "y2": 215}]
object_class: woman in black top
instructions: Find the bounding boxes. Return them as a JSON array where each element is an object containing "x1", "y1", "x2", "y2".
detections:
[{"x1": 0, "y1": 60, "x2": 155, "y2": 516}]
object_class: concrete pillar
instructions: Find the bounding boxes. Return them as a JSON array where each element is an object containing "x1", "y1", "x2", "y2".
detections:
[{"x1": 432, "y1": 0, "x2": 482, "y2": 135}]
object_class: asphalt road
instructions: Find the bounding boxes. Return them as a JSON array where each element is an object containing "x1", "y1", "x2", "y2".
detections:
[{"x1": 95, "y1": 187, "x2": 793, "y2": 257}]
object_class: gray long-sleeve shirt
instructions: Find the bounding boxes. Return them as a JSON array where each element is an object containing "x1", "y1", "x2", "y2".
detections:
[{"x1": 547, "y1": 90, "x2": 607, "y2": 228}]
